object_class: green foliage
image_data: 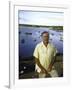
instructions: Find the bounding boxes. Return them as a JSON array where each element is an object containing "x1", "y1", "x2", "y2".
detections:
[{"x1": 19, "y1": 24, "x2": 63, "y2": 31}]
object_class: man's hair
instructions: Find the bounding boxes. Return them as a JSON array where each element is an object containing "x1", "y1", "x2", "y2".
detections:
[{"x1": 41, "y1": 31, "x2": 49, "y2": 36}]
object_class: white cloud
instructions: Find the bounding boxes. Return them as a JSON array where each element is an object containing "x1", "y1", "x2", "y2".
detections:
[{"x1": 19, "y1": 11, "x2": 64, "y2": 26}]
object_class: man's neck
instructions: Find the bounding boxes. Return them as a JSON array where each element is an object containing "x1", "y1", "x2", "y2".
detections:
[{"x1": 43, "y1": 42, "x2": 48, "y2": 47}]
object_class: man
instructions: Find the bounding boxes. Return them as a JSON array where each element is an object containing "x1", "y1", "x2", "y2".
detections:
[{"x1": 33, "y1": 31, "x2": 58, "y2": 78}]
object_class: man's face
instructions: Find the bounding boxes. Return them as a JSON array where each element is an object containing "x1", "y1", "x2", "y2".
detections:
[{"x1": 42, "y1": 33, "x2": 49, "y2": 44}]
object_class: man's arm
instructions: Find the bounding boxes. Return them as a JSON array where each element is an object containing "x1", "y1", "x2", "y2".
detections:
[
  {"x1": 33, "y1": 44, "x2": 47, "y2": 74},
  {"x1": 47, "y1": 55, "x2": 56, "y2": 72},
  {"x1": 34, "y1": 57, "x2": 48, "y2": 74},
  {"x1": 47, "y1": 46, "x2": 57, "y2": 72}
]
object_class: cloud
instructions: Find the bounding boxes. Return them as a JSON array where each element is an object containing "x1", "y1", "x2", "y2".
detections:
[{"x1": 19, "y1": 11, "x2": 64, "y2": 26}]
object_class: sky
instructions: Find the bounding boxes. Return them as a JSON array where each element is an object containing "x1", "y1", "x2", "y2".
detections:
[{"x1": 18, "y1": 10, "x2": 64, "y2": 26}]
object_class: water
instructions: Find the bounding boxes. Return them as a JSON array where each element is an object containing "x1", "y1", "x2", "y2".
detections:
[{"x1": 19, "y1": 26, "x2": 63, "y2": 59}]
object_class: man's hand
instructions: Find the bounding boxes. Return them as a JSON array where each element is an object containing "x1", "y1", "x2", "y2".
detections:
[
  {"x1": 35, "y1": 57, "x2": 48, "y2": 75},
  {"x1": 47, "y1": 65, "x2": 52, "y2": 72},
  {"x1": 40, "y1": 68, "x2": 48, "y2": 75}
]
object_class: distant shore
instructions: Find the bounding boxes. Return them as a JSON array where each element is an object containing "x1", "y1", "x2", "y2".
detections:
[{"x1": 19, "y1": 24, "x2": 63, "y2": 31}]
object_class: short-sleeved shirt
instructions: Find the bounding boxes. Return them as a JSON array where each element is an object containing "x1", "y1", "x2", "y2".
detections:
[{"x1": 33, "y1": 42, "x2": 57, "y2": 73}]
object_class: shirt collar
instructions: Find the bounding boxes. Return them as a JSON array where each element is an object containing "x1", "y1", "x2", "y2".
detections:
[{"x1": 41, "y1": 41, "x2": 49, "y2": 48}]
